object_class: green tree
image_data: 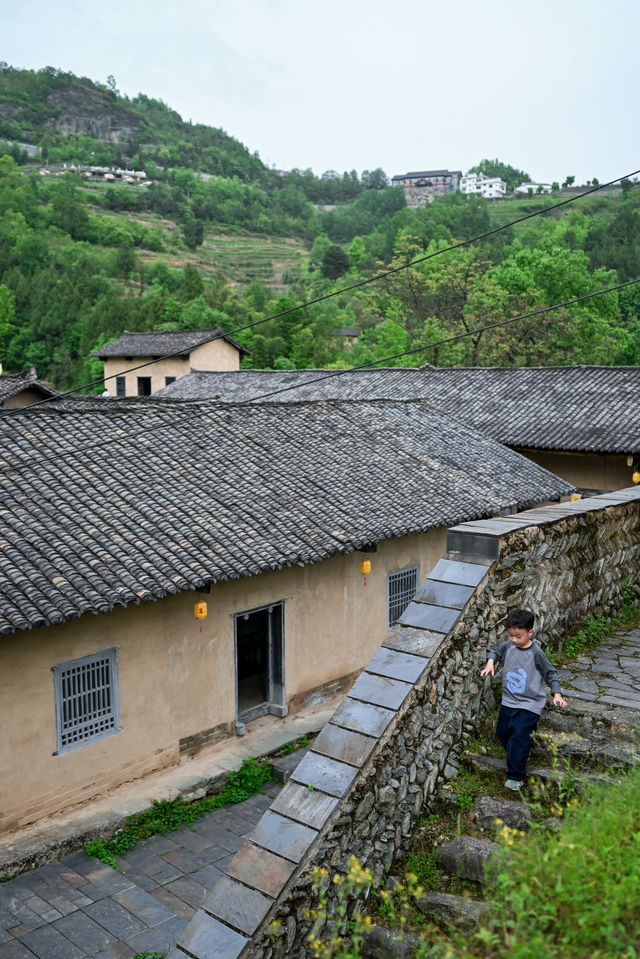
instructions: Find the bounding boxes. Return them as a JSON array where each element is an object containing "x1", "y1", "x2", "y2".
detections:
[
  {"x1": 183, "y1": 217, "x2": 204, "y2": 251},
  {"x1": 179, "y1": 263, "x2": 204, "y2": 302},
  {"x1": 348, "y1": 236, "x2": 366, "y2": 270},
  {"x1": 321, "y1": 245, "x2": 350, "y2": 279},
  {"x1": 468, "y1": 158, "x2": 530, "y2": 192},
  {"x1": 116, "y1": 241, "x2": 137, "y2": 282},
  {"x1": 0, "y1": 283, "x2": 16, "y2": 362}
]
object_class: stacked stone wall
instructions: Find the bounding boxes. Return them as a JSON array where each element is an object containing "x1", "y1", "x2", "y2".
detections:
[{"x1": 174, "y1": 490, "x2": 640, "y2": 959}]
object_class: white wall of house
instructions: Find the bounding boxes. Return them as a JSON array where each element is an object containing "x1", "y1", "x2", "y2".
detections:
[{"x1": 460, "y1": 172, "x2": 507, "y2": 198}]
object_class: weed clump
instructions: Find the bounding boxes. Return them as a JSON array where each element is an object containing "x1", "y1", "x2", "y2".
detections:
[{"x1": 85, "y1": 757, "x2": 271, "y2": 868}]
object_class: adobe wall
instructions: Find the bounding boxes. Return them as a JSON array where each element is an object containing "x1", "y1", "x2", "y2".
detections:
[
  {"x1": 519, "y1": 448, "x2": 633, "y2": 493},
  {"x1": 102, "y1": 337, "x2": 240, "y2": 396},
  {"x1": 0, "y1": 528, "x2": 445, "y2": 835},
  {"x1": 3, "y1": 389, "x2": 51, "y2": 409},
  {"x1": 173, "y1": 488, "x2": 640, "y2": 959}
]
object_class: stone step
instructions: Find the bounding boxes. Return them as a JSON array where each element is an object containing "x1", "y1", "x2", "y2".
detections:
[
  {"x1": 538, "y1": 698, "x2": 640, "y2": 744},
  {"x1": 360, "y1": 923, "x2": 423, "y2": 958},
  {"x1": 531, "y1": 730, "x2": 640, "y2": 770},
  {"x1": 473, "y1": 795, "x2": 530, "y2": 831},
  {"x1": 268, "y1": 745, "x2": 310, "y2": 783},
  {"x1": 415, "y1": 890, "x2": 488, "y2": 931},
  {"x1": 465, "y1": 753, "x2": 623, "y2": 790},
  {"x1": 434, "y1": 835, "x2": 498, "y2": 884}
]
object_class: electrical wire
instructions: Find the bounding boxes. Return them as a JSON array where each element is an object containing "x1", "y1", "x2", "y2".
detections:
[
  {"x1": 223, "y1": 277, "x2": 640, "y2": 403},
  {"x1": 2, "y1": 168, "x2": 638, "y2": 417},
  {"x1": 1, "y1": 275, "x2": 637, "y2": 477}
]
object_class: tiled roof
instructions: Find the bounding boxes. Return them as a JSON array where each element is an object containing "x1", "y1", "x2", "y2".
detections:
[
  {"x1": 0, "y1": 366, "x2": 58, "y2": 404},
  {"x1": 93, "y1": 328, "x2": 249, "y2": 358},
  {"x1": 154, "y1": 367, "x2": 427, "y2": 402},
  {"x1": 422, "y1": 366, "x2": 640, "y2": 455},
  {"x1": 0, "y1": 398, "x2": 571, "y2": 636},
  {"x1": 155, "y1": 365, "x2": 640, "y2": 454}
]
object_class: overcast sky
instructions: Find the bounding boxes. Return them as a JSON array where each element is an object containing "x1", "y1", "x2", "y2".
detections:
[{"x1": 2, "y1": 0, "x2": 638, "y2": 185}]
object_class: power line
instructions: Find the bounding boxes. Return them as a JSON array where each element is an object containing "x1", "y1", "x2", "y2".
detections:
[
  {"x1": 1, "y1": 275, "x2": 637, "y2": 477},
  {"x1": 210, "y1": 277, "x2": 640, "y2": 403},
  {"x1": 2, "y1": 168, "x2": 638, "y2": 417}
]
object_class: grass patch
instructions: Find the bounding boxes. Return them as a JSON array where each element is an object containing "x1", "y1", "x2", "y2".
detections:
[
  {"x1": 278, "y1": 734, "x2": 309, "y2": 758},
  {"x1": 428, "y1": 764, "x2": 640, "y2": 958},
  {"x1": 84, "y1": 757, "x2": 271, "y2": 868}
]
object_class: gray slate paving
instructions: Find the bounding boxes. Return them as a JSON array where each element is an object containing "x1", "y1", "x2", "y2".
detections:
[{"x1": 0, "y1": 787, "x2": 283, "y2": 957}]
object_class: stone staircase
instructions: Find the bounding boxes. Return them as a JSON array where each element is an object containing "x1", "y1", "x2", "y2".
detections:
[{"x1": 359, "y1": 678, "x2": 640, "y2": 956}]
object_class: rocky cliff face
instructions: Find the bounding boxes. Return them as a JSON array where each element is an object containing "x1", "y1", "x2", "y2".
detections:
[{"x1": 41, "y1": 87, "x2": 140, "y2": 143}]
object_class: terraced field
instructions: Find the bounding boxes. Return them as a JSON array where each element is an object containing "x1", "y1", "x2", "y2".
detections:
[{"x1": 80, "y1": 186, "x2": 309, "y2": 290}]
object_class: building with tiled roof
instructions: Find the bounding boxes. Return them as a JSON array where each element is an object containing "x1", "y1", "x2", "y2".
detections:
[
  {"x1": 93, "y1": 327, "x2": 249, "y2": 398},
  {"x1": 0, "y1": 396, "x2": 570, "y2": 833},
  {"x1": 155, "y1": 365, "x2": 640, "y2": 491},
  {"x1": 0, "y1": 365, "x2": 58, "y2": 408}
]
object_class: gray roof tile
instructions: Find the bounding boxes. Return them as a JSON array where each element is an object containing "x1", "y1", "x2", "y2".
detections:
[
  {"x1": 0, "y1": 398, "x2": 571, "y2": 636},
  {"x1": 0, "y1": 366, "x2": 58, "y2": 404},
  {"x1": 94, "y1": 328, "x2": 248, "y2": 358},
  {"x1": 155, "y1": 365, "x2": 640, "y2": 454}
]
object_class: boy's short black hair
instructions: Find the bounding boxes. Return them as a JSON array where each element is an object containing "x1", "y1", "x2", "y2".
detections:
[{"x1": 506, "y1": 608, "x2": 535, "y2": 631}]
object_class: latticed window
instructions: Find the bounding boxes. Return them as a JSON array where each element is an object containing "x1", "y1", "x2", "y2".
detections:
[
  {"x1": 53, "y1": 649, "x2": 119, "y2": 753},
  {"x1": 387, "y1": 565, "x2": 419, "y2": 627}
]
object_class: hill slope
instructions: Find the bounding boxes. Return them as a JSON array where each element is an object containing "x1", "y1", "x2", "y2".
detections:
[{"x1": 0, "y1": 65, "x2": 271, "y2": 182}]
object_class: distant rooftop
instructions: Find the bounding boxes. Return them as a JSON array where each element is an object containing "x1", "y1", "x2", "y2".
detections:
[
  {"x1": 0, "y1": 366, "x2": 58, "y2": 406},
  {"x1": 154, "y1": 365, "x2": 640, "y2": 455},
  {"x1": 94, "y1": 328, "x2": 249, "y2": 359}
]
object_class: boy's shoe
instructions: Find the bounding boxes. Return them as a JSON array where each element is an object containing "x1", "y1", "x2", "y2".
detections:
[{"x1": 504, "y1": 779, "x2": 523, "y2": 791}]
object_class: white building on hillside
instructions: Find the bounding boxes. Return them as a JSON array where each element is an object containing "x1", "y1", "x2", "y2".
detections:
[
  {"x1": 460, "y1": 172, "x2": 506, "y2": 199},
  {"x1": 515, "y1": 182, "x2": 552, "y2": 194}
]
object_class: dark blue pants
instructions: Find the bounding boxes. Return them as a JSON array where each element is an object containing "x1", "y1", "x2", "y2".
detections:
[{"x1": 496, "y1": 705, "x2": 540, "y2": 782}]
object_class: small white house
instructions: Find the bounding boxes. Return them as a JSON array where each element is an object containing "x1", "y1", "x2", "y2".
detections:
[
  {"x1": 460, "y1": 172, "x2": 506, "y2": 199},
  {"x1": 515, "y1": 182, "x2": 552, "y2": 194}
]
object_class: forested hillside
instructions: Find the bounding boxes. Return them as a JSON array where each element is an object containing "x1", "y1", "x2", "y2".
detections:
[{"x1": 0, "y1": 66, "x2": 639, "y2": 391}]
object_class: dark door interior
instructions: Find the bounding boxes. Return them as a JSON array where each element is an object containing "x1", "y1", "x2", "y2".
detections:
[{"x1": 235, "y1": 603, "x2": 285, "y2": 723}]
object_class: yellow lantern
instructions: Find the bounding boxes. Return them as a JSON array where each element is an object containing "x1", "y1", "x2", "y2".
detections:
[
  {"x1": 633, "y1": 471, "x2": 640, "y2": 485},
  {"x1": 360, "y1": 558, "x2": 371, "y2": 586},
  {"x1": 194, "y1": 601, "x2": 208, "y2": 631}
]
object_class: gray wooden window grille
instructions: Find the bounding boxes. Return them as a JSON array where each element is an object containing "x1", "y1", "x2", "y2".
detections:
[
  {"x1": 387, "y1": 565, "x2": 419, "y2": 627},
  {"x1": 115, "y1": 376, "x2": 126, "y2": 397},
  {"x1": 53, "y1": 649, "x2": 119, "y2": 753}
]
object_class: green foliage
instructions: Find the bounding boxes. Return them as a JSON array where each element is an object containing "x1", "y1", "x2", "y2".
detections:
[
  {"x1": 84, "y1": 758, "x2": 271, "y2": 868},
  {"x1": 436, "y1": 766, "x2": 640, "y2": 958},
  {"x1": 279, "y1": 734, "x2": 309, "y2": 757},
  {"x1": 321, "y1": 244, "x2": 350, "y2": 279},
  {"x1": 1, "y1": 72, "x2": 639, "y2": 390},
  {"x1": 468, "y1": 158, "x2": 530, "y2": 192}
]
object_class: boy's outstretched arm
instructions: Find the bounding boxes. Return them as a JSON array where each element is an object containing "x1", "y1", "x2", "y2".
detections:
[{"x1": 480, "y1": 658, "x2": 495, "y2": 677}]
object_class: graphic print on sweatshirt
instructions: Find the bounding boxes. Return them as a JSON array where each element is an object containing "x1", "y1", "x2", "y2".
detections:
[{"x1": 505, "y1": 666, "x2": 527, "y2": 695}]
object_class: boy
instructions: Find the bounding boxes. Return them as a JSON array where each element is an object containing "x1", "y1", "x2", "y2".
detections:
[{"x1": 480, "y1": 608, "x2": 567, "y2": 790}]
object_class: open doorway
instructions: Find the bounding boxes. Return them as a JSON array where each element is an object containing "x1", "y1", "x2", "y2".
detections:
[{"x1": 234, "y1": 602, "x2": 286, "y2": 726}]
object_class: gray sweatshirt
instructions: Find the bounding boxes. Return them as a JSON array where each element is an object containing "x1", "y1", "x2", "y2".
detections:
[{"x1": 488, "y1": 641, "x2": 562, "y2": 715}]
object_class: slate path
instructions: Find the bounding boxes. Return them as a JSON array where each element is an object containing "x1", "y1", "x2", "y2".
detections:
[
  {"x1": 0, "y1": 783, "x2": 281, "y2": 959},
  {"x1": 556, "y1": 627, "x2": 640, "y2": 710}
]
